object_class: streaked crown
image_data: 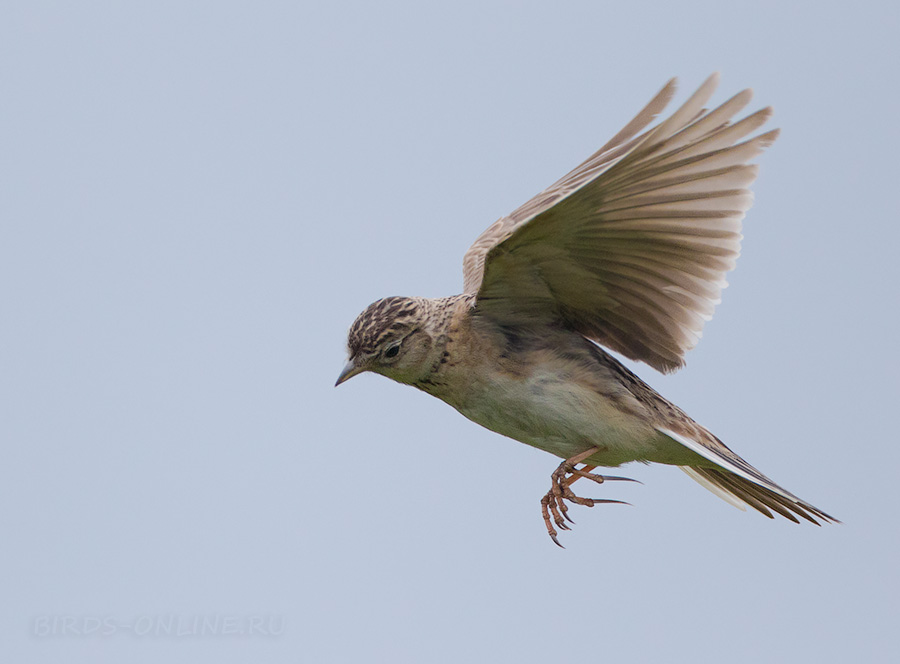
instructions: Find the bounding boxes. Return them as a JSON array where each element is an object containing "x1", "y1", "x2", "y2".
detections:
[{"x1": 346, "y1": 296, "x2": 426, "y2": 357}]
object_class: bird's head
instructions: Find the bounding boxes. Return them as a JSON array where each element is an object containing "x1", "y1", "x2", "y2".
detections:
[{"x1": 336, "y1": 296, "x2": 436, "y2": 387}]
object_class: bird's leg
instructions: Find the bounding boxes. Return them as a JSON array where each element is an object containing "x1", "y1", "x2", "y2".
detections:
[{"x1": 541, "y1": 447, "x2": 638, "y2": 547}]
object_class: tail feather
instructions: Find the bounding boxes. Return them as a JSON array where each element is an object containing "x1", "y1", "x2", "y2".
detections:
[
  {"x1": 682, "y1": 466, "x2": 839, "y2": 525},
  {"x1": 680, "y1": 467, "x2": 747, "y2": 511},
  {"x1": 659, "y1": 426, "x2": 838, "y2": 525}
]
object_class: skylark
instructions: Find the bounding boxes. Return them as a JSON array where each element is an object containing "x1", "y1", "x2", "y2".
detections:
[{"x1": 336, "y1": 74, "x2": 837, "y2": 545}]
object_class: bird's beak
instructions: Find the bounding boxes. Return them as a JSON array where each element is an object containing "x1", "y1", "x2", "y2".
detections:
[{"x1": 334, "y1": 359, "x2": 364, "y2": 387}]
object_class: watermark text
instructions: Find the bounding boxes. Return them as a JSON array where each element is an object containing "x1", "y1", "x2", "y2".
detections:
[{"x1": 32, "y1": 614, "x2": 285, "y2": 638}]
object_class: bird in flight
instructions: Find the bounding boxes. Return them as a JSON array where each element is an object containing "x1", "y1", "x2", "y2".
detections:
[{"x1": 336, "y1": 73, "x2": 837, "y2": 545}]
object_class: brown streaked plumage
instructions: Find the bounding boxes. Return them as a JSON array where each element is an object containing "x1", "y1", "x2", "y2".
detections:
[{"x1": 336, "y1": 74, "x2": 837, "y2": 545}]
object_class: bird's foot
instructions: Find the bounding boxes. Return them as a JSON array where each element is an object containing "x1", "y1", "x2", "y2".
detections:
[{"x1": 540, "y1": 447, "x2": 638, "y2": 547}]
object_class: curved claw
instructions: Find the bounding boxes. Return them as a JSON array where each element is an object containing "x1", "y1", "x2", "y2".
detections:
[
  {"x1": 565, "y1": 468, "x2": 642, "y2": 486},
  {"x1": 598, "y1": 475, "x2": 642, "y2": 484},
  {"x1": 541, "y1": 447, "x2": 641, "y2": 546}
]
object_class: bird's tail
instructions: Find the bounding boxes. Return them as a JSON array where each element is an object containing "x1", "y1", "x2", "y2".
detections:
[
  {"x1": 658, "y1": 426, "x2": 838, "y2": 525},
  {"x1": 680, "y1": 465, "x2": 839, "y2": 525}
]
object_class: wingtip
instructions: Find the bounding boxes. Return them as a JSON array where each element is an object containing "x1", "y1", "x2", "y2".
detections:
[
  {"x1": 655, "y1": 77, "x2": 679, "y2": 110},
  {"x1": 690, "y1": 72, "x2": 721, "y2": 102},
  {"x1": 758, "y1": 127, "x2": 781, "y2": 147}
]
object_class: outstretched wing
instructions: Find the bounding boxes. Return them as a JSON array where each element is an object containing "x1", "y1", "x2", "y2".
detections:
[{"x1": 462, "y1": 74, "x2": 778, "y2": 373}]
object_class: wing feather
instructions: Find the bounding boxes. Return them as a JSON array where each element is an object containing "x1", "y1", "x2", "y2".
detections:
[
  {"x1": 463, "y1": 74, "x2": 778, "y2": 371},
  {"x1": 608, "y1": 166, "x2": 760, "y2": 201}
]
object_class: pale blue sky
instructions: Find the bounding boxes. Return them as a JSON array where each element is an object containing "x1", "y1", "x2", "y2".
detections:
[{"x1": 2, "y1": 2, "x2": 898, "y2": 662}]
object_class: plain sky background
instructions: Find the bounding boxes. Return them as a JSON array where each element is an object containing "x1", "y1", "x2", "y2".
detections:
[{"x1": 2, "y1": 1, "x2": 898, "y2": 662}]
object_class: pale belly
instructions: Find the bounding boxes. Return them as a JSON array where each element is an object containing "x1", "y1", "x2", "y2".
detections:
[{"x1": 437, "y1": 366, "x2": 675, "y2": 468}]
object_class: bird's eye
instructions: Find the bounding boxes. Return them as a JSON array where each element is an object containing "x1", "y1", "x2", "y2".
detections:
[{"x1": 384, "y1": 344, "x2": 400, "y2": 359}]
